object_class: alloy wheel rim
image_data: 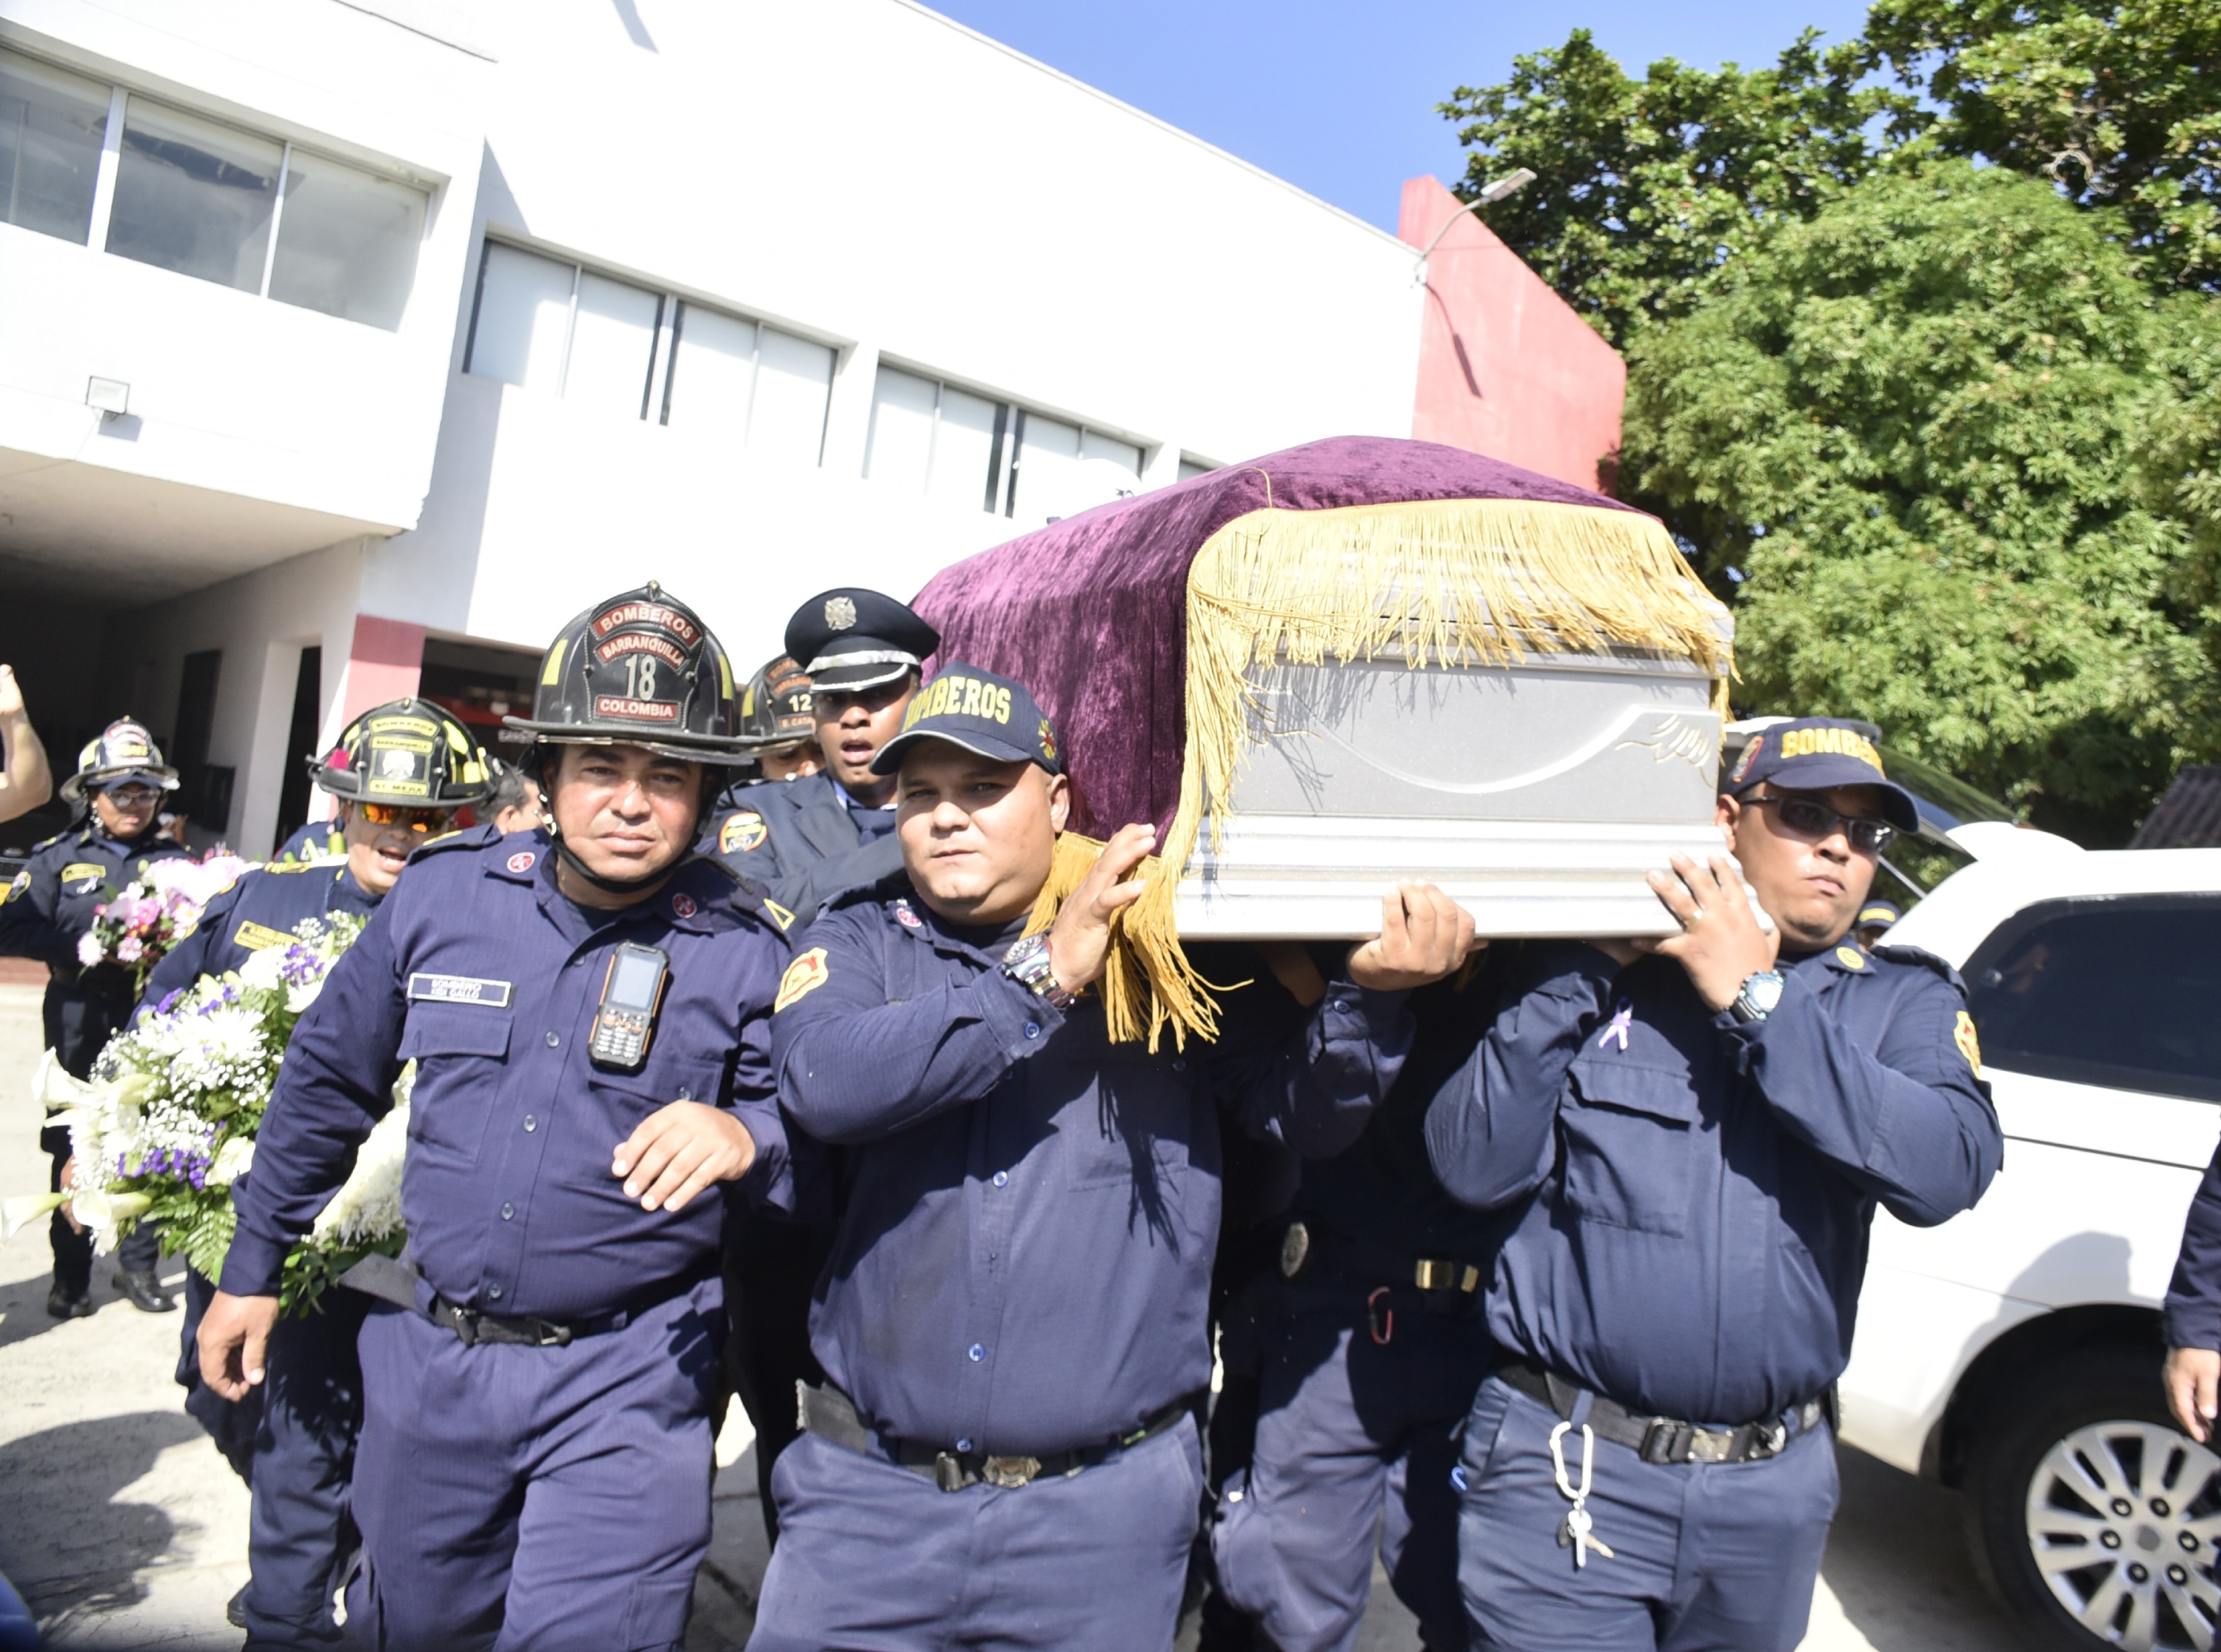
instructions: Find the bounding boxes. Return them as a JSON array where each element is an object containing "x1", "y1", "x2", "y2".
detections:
[{"x1": 2026, "y1": 1419, "x2": 2221, "y2": 1650}]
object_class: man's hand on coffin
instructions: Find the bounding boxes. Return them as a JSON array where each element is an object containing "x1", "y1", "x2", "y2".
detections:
[
  {"x1": 1344, "y1": 883, "x2": 1480, "y2": 992},
  {"x1": 1047, "y1": 822, "x2": 1157, "y2": 993},
  {"x1": 1637, "y1": 853, "x2": 1781, "y2": 1011}
]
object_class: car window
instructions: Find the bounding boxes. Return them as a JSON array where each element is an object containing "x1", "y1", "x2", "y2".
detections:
[{"x1": 1964, "y1": 896, "x2": 2221, "y2": 1103}]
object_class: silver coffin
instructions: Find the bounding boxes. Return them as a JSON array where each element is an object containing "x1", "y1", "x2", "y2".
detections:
[{"x1": 1173, "y1": 650, "x2": 1729, "y2": 939}]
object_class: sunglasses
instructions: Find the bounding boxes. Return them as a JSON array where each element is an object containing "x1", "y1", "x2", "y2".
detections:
[
  {"x1": 356, "y1": 802, "x2": 458, "y2": 834},
  {"x1": 1741, "y1": 793, "x2": 1895, "y2": 854}
]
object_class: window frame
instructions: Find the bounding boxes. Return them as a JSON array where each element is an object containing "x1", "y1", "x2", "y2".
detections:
[
  {"x1": 1963, "y1": 891, "x2": 2221, "y2": 1104},
  {"x1": 464, "y1": 238, "x2": 834, "y2": 462}
]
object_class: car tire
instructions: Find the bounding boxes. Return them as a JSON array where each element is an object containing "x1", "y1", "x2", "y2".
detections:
[{"x1": 1963, "y1": 1343, "x2": 2221, "y2": 1652}]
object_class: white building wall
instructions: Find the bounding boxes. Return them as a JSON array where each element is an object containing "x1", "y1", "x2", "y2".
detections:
[
  {"x1": 356, "y1": 0, "x2": 1424, "y2": 664},
  {"x1": 9, "y1": 0, "x2": 1427, "y2": 842}
]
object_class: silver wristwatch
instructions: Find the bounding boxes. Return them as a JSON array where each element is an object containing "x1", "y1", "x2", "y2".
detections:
[
  {"x1": 1729, "y1": 970, "x2": 1786, "y2": 1024},
  {"x1": 1002, "y1": 933, "x2": 1079, "y2": 1011}
]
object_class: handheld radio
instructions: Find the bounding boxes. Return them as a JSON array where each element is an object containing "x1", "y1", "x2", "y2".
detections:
[{"x1": 589, "y1": 942, "x2": 669, "y2": 1072}]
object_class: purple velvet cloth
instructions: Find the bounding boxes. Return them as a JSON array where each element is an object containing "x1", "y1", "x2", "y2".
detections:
[{"x1": 910, "y1": 434, "x2": 1643, "y2": 843}]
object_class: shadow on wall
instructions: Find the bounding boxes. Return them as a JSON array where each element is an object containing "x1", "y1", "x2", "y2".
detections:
[{"x1": 0, "y1": 1409, "x2": 204, "y2": 1624}]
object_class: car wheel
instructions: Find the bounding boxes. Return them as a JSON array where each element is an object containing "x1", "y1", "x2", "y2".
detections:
[{"x1": 1965, "y1": 1344, "x2": 2221, "y2": 1651}]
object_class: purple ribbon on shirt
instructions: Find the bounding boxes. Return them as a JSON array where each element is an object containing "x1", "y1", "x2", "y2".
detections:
[{"x1": 1597, "y1": 999, "x2": 1634, "y2": 1051}]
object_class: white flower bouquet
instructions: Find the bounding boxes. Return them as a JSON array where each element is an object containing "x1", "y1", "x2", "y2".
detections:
[{"x1": 14, "y1": 911, "x2": 411, "y2": 1313}]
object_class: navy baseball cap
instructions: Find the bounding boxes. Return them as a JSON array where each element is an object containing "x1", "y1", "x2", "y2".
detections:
[
  {"x1": 870, "y1": 662, "x2": 1063, "y2": 776},
  {"x1": 1725, "y1": 717, "x2": 1920, "y2": 833},
  {"x1": 784, "y1": 588, "x2": 940, "y2": 693},
  {"x1": 1856, "y1": 899, "x2": 1902, "y2": 930}
]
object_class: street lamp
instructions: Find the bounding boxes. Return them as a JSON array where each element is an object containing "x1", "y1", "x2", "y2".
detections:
[{"x1": 1413, "y1": 168, "x2": 1536, "y2": 283}]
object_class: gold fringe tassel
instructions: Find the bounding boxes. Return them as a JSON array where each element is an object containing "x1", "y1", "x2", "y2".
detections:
[{"x1": 1051, "y1": 498, "x2": 1732, "y2": 1047}]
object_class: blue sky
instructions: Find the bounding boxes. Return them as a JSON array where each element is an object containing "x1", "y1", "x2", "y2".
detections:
[{"x1": 923, "y1": 1, "x2": 1876, "y2": 232}]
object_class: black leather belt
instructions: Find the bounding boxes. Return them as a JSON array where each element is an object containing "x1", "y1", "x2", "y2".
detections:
[
  {"x1": 797, "y1": 1382, "x2": 1194, "y2": 1493},
  {"x1": 1495, "y1": 1358, "x2": 1831, "y2": 1466},
  {"x1": 1278, "y1": 1218, "x2": 1484, "y2": 1298},
  {"x1": 426, "y1": 1261, "x2": 714, "y2": 1349}
]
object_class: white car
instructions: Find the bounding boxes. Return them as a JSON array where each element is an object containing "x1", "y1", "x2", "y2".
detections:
[{"x1": 1837, "y1": 831, "x2": 2221, "y2": 1652}]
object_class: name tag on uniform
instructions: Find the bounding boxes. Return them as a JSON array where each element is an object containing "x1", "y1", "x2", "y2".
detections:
[
  {"x1": 407, "y1": 973, "x2": 513, "y2": 1008},
  {"x1": 60, "y1": 863, "x2": 108, "y2": 885},
  {"x1": 233, "y1": 921, "x2": 292, "y2": 952}
]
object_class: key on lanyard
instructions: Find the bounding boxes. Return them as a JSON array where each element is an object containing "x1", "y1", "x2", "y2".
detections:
[{"x1": 1549, "y1": 1421, "x2": 1615, "y2": 1568}]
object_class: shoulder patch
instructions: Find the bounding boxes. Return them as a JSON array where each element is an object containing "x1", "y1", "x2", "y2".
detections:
[
  {"x1": 774, "y1": 947, "x2": 830, "y2": 1012},
  {"x1": 4, "y1": 870, "x2": 26, "y2": 904},
  {"x1": 720, "y1": 810, "x2": 768, "y2": 855},
  {"x1": 1954, "y1": 1010, "x2": 1983, "y2": 1078}
]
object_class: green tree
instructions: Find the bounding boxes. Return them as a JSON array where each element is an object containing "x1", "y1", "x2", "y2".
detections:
[
  {"x1": 1624, "y1": 161, "x2": 2216, "y2": 840},
  {"x1": 1439, "y1": 30, "x2": 1912, "y2": 348},
  {"x1": 1863, "y1": 0, "x2": 2221, "y2": 289}
]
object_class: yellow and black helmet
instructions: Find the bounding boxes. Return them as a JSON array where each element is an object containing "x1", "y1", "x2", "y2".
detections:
[
  {"x1": 739, "y1": 654, "x2": 815, "y2": 751},
  {"x1": 59, "y1": 719, "x2": 181, "y2": 805},
  {"x1": 503, "y1": 582, "x2": 750, "y2": 768},
  {"x1": 309, "y1": 698, "x2": 492, "y2": 807}
]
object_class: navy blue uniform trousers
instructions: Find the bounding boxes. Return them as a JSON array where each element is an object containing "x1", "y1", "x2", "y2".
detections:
[
  {"x1": 178, "y1": 1272, "x2": 369, "y2": 1647},
  {"x1": 1211, "y1": 1274, "x2": 1489, "y2": 1652},
  {"x1": 1457, "y1": 1377, "x2": 1838, "y2": 1652},
  {"x1": 345, "y1": 1277, "x2": 723, "y2": 1652},
  {"x1": 749, "y1": 1416, "x2": 1204, "y2": 1652}
]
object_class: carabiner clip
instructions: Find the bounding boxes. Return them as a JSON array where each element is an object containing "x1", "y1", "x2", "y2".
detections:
[{"x1": 1367, "y1": 1286, "x2": 1394, "y2": 1346}]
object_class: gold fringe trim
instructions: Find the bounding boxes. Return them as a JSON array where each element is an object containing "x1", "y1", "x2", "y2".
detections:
[
  {"x1": 1023, "y1": 831, "x2": 1222, "y2": 1050},
  {"x1": 1093, "y1": 497, "x2": 1731, "y2": 1047}
]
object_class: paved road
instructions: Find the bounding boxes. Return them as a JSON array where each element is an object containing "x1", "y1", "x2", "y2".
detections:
[{"x1": 0, "y1": 982, "x2": 2027, "y2": 1648}]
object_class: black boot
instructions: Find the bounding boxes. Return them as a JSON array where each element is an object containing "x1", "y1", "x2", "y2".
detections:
[
  {"x1": 114, "y1": 1267, "x2": 175, "y2": 1312},
  {"x1": 226, "y1": 1582, "x2": 248, "y2": 1629},
  {"x1": 47, "y1": 1279, "x2": 93, "y2": 1319}
]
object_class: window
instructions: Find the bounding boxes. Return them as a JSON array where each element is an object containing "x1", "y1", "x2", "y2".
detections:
[
  {"x1": 663, "y1": 302, "x2": 833, "y2": 463},
  {"x1": 265, "y1": 147, "x2": 425, "y2": 329},
  {"x1": 0, "y1": 50, "x2": 108, "y2": 244},
  {"x1": 866, "y1": 364, "x2": 1142, "y2": 523},
  {"x1": 1963, "y1": 895, "x2": 2221, "y2": 1102},
  {"x1": 1179, "y1": 457, "x2": 1216, "y2": 483},
  {"x1": 108, "y1": 98, "x2": 281, "y2": 292},
  {"x1": 465, "y1": 244, "x2": 834, "y2": 459},
  {"x1": 105, "y1": 95, "x2": 423, "y2": 325}
]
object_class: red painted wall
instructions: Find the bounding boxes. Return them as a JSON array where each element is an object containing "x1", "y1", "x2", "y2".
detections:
[
  {"x1": 1399, "y1": 175, "x2": 1625, "y2": 494},
  {"x1": 338, "y1": 614, "x2": 426, "y2": 727}
]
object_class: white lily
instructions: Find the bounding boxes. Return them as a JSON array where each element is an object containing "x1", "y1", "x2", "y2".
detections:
[{"x1": 0, "y1": 1193, "x2": 65, "y2": 1243}]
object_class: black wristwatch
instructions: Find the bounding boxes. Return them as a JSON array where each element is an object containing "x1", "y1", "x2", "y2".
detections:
[
  {"x1": 1002, "y1": 933, "x2": 1079, "y2": 1011},
  {"x1": 1729, "y1": 970, "x2": 1786, "y2": 1024}
]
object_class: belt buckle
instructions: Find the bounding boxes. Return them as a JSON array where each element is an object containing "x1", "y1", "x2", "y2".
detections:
[
  {"x1": 1688, "y1": 1427, "x2": 1736, "y2": 1464},
  {"x1": 982, "y1": 1455, "x2": 1041, "y2": 1489},
  {"x1": 535, "y1": 1320, "x2": 574, "y2": 1348},
  {"x1": 1413, "y1": 1258, "x2": 1450, "y2": 1290}
]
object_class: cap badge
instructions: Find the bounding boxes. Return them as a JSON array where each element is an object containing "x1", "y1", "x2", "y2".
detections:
[
  {"x1": 506, "y1": 850, "x2": 536, "y2": 874},
  {"x1": 1038, "y1": 719, "x2": 1057, "y2": 763},
  {"x1": 825, "y1": 596, "x2": 858, "y2": 631},
  {"x1": 671, "y1": 892, "x2": 698, "y2": 919},
  {"x1": 1729, "y1": 736, "x2": 1762, "y2": 785}
]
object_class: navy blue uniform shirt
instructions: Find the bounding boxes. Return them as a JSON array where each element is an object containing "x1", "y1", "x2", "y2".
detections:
[
  {"x1": 706, "y1": 770, "x2": 902, "y2": 921},
  {"x1": 273, "y1": 821, "x2": 346, "y2": 863},
  {"x1": 135, "y1": 859, "x2": 380, "y2": 1022},
  {"x1": 222, "y1": 827, "x2": 795, "y2": 1319},
  {"x1": 0, "y1": 822, "x2": 195, "y2": 1075},
  {"x1": 1291, "y1": 959, "x2": 1509, "y2": 1266},
  {"x1": 2165, "y1": 1150, "x2": 2221, "y2": 1350},
  {"x1": 773, "y1": 877, "x2": 1418, "y2": 1459},
  {"x1": 1427, "y1": 939, "x2": 2001, "y2": 1425}
]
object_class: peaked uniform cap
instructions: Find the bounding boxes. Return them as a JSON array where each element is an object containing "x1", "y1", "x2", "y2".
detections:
[
  {"x1": 60, "y1": 719, "x2": 179, "y2": 804},
  {"x1": 503, "y1": 582, "x2": 751, "y2": 765},
  {"x1": 311, "y1": 697, "x2": 494, "y2": 807},
  {"x1": 784, "y1": 588, "x2": 939, "y2": 694}
]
